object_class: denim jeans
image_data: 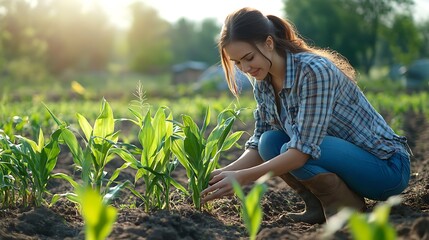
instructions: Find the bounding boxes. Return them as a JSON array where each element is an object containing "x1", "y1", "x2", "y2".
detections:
[{"x1": 258, "y1": 130, "x2": 411, "y2": 201}]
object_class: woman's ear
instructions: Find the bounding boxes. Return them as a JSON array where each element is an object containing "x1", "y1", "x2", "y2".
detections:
[{"x1": 265, "y1": 36, "x2": 274, "y2": 51}]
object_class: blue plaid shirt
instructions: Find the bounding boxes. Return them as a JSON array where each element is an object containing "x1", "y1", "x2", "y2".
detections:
[{"x1": 245, "y1": 51, "x2": 408, "y2": 160}]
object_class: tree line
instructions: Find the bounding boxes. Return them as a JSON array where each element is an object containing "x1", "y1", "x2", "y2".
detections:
[{"x1": 0, "y1": 0, "x2": 427, "y2": 83}]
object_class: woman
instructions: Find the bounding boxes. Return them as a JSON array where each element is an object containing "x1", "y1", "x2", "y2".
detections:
[{"x1": 200, "y1": 7, "x2": 411, "y2": 224}]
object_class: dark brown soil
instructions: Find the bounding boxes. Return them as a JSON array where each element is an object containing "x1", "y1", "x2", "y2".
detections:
[{"x1": 1, "y1": 111, "x2": 428, "y2": 240}]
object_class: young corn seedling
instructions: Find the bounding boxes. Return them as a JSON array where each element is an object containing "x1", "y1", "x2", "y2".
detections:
[
  {"x1": 0, "y1": 148, "x2": 31, "y2": 207},
  {"x1": 13, "y1": 128, "x2": 62, "y2": 207},
  {"x1": 323, "y1": 195, "x2": 402, "y2": 240},
  {"x1": 78, "y1": 186, "x2": 117, "y2": 240},
  {"x1": 0, "y1": 130, "x2": 17, "y2": 209},
  {"x1": 171, "y1": 107, "x2": 244, "y2": 211},
  {"x1": 0, "y1": 162, "x2": 15, "y2": 208},
  {"x1": 0, "y1": 128, "x2": 61, "y2": 207},
  {"x1": 232, "y1": 173, "x2": 270, "y2": 240},
  {"x1": 113, "y1": 106, "x2": 187, "y2": 212},
  {"x1": 45, "y1": 98, "x2": 131, "y2": 206}
]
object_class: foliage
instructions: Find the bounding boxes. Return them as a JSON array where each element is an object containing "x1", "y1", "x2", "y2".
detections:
[
  {"x1": 0, "y1": 128, "x2": 61, "y2": 207},
  {"x1": 232, "y1": 173, "x2": 270, "y2": 240},
  {"x1": 285, "y1": 0, "x2": 417, "y2": 74},
  {"x1": 170, "y1": 18, "x2": 220, "y2": 65},
  {"x1": 128, "y1": 2, "x2": 172, "y2": 73},
  {"x1": 0, "y1": 0, "x2": 113, "y2": 77},
  {"x1": 323, "y1": 195, "x2": 401, "y2": 240},
  {"x1": 45, "y1": 98, "x2": 131, "y2": 206},
  {"x1": 114, "y1": 106, "x2": 188, "y2": 211},
  {"x1": 381, "y1": 14, "x2": 423, "y2": 65},
  {"x1": 171, "y1": 106, "x2": 244, "y2": 210},
  {"x1": 78, "y1": 187, "x2": 117, "y2": 240}
]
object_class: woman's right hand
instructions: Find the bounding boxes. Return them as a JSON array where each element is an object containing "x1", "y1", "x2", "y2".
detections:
[{"x1": 209, "y1": 168, "x2": 224, "y2": 180}]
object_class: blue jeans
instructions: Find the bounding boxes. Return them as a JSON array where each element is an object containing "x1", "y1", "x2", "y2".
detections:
[{"x1": 258, "y1": 130, "x2": 410, "y2": 201}]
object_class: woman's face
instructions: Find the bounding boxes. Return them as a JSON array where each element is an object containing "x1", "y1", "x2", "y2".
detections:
[{"x1": 225, "y1": 40, "x2": 272, "y2": 81}]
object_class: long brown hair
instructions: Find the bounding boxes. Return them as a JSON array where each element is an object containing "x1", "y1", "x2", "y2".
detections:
[{"x1": 218, "y1": 7, "x2": 356, "y2": 97}]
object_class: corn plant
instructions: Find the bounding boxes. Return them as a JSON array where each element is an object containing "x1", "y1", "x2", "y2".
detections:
[
  {"x1": 113, "y1": 106, "x2": 187, "y2": 212},
  {"x1": 0, "y1": 162, "x2": 15, "y2": 208},
  {"x1": 232, "y1": 173, "x2": 270, "y2": 240},
  {"x1": 78, "y1": 186, "x2": 117, "y2": 240},
  {"x1": 14, "y1": 128, "x2": 62, "y2": 207},
  {"x1": 323, "y1": 195, "x2": 402, "y2": 240},
  {"x1": 0, "y1": 132, "x2": 29, "y2": 207},
  {"x1": 171, "y1": 107, "x2": 244, "y2": 211},
  {"x1": 45, "y1": 98, "x2": 131, "y2": 206},
  {"x1": 0, "y1": 132, "x2": 19, "y2": 208},
  {"x1": 0, "y1": 128, "x2": 61, "y2": 207}
]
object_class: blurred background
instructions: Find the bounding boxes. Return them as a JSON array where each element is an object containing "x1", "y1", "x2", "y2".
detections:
[{"x1": 1, "y1": 0, "x2": 429, "y2": 131}]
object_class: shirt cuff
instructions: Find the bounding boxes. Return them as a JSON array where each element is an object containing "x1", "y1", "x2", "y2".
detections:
[
  {"x1": 287, "y1": 136, "x2": 321, "y2": 159},
  {"x1": 245, "y1": 136, "x2": 259, "y2": 150}
]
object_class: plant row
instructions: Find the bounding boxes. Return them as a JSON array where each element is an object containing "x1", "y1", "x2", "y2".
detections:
[{"x1": 0, "y1": 97, "x2": 244, "y2": 212}]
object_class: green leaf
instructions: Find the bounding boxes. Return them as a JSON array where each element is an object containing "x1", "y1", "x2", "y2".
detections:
[
  {"x1": 52, "y1": 173, "x2": 79, "y2": 189},
  {"x1": 60, "y1": 128, "x2": 83, "y2": 166},
  {"x1": 43, "y1": 102, "x2": 65, "y2": 127},
  {"x1": 183, "y1": 127, "x2": 203, "y2": 169},
  {"x1": 79, "y1": 187, "x2": 117, "y2": 240},
  {"x1": 93, "y1": 98, "x2": 114, "y2": 140},
  {"x1": 37, "y1": 128, "x2": 44, "y2": 152},
  {"x1": 199, "y1": 106, "x2": 211, "y2": 136},
  {"x1": 77, "y1": 113, "x2": 93, "y2": 141},
  {"x1": 232, "y1": 173, "x2": 269, "y2": 240},
  {"x1": 348, "y1": 213, "x2": 373, "y2": 240},
  {"x1": 221, "y1": 131, "x2": 244, "y2": 151}
]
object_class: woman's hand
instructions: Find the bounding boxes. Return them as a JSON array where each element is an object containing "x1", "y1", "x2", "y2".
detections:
[{"x1": 201, "y1": 170, "x2": 244, "y2": 204}]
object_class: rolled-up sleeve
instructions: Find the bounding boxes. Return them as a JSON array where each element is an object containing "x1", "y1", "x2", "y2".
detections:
[{"x1": 286, "y1": 59, "x2": 336, "y2": 159}]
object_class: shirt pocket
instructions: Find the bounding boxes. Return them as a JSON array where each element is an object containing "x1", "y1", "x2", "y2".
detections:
[
  {"x1": 258, "y1": 103, "x2": 277, "y2": 127},
  {"x1": 287, "y1": 105, "x2": 299, "y2": 125}
]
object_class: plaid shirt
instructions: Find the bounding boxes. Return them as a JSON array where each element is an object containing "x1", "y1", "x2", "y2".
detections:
[{"x1": 245, "y1": 51, "x2": 408, "y2": 160}]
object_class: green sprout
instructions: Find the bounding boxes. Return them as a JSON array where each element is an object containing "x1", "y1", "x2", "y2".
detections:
[{"x1": 232, "y1": 172, "x2": 271, "y2": 240}]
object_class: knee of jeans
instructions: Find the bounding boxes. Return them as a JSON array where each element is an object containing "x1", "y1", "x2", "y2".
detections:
[{"x1": 258, "y1": 130, "x2": 288, "y2": 161}]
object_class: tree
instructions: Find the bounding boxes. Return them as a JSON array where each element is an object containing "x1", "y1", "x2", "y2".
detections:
[
  {"x1": 170, "y1": 18, "x2": 197, "y2": 64},
  {"x1": 127, "y1": 2, "x2": 171, "y2": 73},
  {"x1": 0, "y1": 0, "x2": 49, "y2": 82},
  {"x1": 284, "y1": 0, "x2": 362, "y2": 67},
  {"x1": 0, "y1": 0, "x2": 114, "y2": 78},
  {"x1": 382, "y1": 14, "x2": 422, "y2": 65},
  {"x1": 284, "y1": 0, "x2": 414, "y2": 74},
  {"x1": 418, "y1": 19, "x2": 429, "y2": 58},
  {"x1": 193, "y1": 19, "x2": 221, "y2": 65},
  {"x1": 343, "y1": 0, "x2": 414, "y2": 73},
  {"x1": 170, "y1": 18, "x2": 220, "y2": 65},
  {"x1": 40, "y1": 0, "x2": 114, "y2": 74}
]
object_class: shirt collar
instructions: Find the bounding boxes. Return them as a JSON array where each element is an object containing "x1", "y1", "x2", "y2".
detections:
[{"x1": 284, "y1": 51, "x2": 295, "y2": 89}]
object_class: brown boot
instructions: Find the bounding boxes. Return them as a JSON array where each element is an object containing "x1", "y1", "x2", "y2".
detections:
[
  {"x1": 300, "y1": 173, "x2": 366, "y2": 221},
  {"x1": 280, "y1": 173, "x2": 325, "y2": 224}
]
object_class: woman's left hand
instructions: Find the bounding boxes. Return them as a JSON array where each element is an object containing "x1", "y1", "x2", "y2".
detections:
[{"x1": 201, "y1": 170, "x2": 243, "y2": 204}]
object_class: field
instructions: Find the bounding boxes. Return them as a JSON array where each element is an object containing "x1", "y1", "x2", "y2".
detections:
[{"x1": 1, "y1": 77, "x2": 429, "y2": 240}]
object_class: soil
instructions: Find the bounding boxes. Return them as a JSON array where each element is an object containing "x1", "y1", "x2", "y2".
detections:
[{"x1": 1, "y1": 111, "x2": 429, "y2": 240}]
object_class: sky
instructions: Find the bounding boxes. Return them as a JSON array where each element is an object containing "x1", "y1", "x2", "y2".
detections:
[{"x1": 95, "y1": 0, "x2": 429, "y2": 29}]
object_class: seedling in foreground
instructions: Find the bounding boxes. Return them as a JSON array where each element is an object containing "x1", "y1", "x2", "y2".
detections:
[
  {"x1": 323, "y1": 195, "x2": 401, "y2": 240},
  {"x1": 232, "y1": 173, "x2": 271, "y2": 240},
  {"x1": 78, "y1": 186, "x2": 117, "y2": 240}
]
